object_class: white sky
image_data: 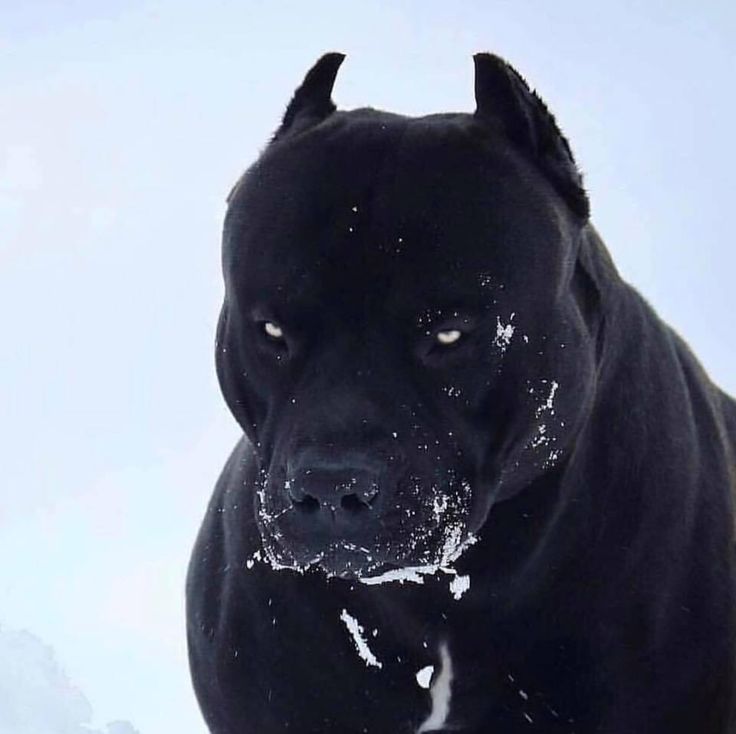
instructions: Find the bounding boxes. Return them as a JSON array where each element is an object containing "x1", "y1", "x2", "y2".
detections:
[{"x1": 0, "y1": 2, "x2": 734, "y2": 732}]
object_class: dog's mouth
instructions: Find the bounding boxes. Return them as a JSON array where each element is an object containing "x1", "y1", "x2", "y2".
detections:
[
  {"x1": 298, "y1": 544, "x2": 394, "y2": 580},
  {"x1": 258, "y1": 531, "x2": 476, "y2": 582},
  {"x1": 254, "y1": 473, "x2": 476, "y2": 581}
]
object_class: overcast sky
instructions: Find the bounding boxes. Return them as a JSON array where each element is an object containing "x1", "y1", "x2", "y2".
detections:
[{"x1": 0, "y1": 2, "x2": 734, "y2": 732}]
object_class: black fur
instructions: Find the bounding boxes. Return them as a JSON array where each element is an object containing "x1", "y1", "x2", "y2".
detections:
[{"x1": 187, "y1": 53, "x2": 736, "y2": 733}]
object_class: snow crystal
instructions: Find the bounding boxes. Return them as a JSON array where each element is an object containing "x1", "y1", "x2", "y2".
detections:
[
  {"x1": 530, "y1": 423, "x2": 550, "y2": 448},
  {"x1": 358, "y1": 535, "x2": 477, "y2": 602},
  {"x1": 245, "y1": 549, "x2": 262, "y2": 570},
  {"x1": 494, "y1": 313, "x2": 516, "y2": 352},
  {"x1": 448, "y1": 574, "x2": 470, "y2": 600},
  {"x1": 340, "y1": 609, "x2": 382, "y2": 669},
  {"x1": 432, "y1": 494, "x2": 449, "y2": 523},
  {"x1": 416, "y1": 665, "x2": 434, "y2": 689},
  {"x1": 358, "y1": 567, "x2": 430, "y2": 586},
  {"x1": 526, "y1": 379, "x2": 565, "y2": 468},
  {"x1": 537, "y1": 380, "x2": 559, "y2": 417}
]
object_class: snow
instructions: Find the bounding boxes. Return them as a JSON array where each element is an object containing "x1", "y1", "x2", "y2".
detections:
[
  {"x1": 0, "y1": 626, "x2": 139, "y2": 734},
  {"x1": 525, "y1": 378, "x2": 565, "y2": 468},
  {"x1": 494, "y1": 313, "x2": 516, "y2": 352},
  {"x1": 358, "y1": 534, "x2": 477, "y2": 600},
  {"x1": 340, "y1": 610, "x2": 382, "y2": 669},
  {"x1": 448, "y1": 574, "x2": 470, "y2": 600},
  {"x1": 538, "y1": 380, "x2": 559, "y2": 416},
  {"x1": 416, "y1": 665, "x2": 434, "y2": 689},
  {"x1": 358, "y1": 567, "x2": 430, "y2": 585}
]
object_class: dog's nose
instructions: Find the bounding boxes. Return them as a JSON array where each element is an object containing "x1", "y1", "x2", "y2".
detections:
[{"x1": 287, "y1": 468, "x2": 379, "y2": 518}]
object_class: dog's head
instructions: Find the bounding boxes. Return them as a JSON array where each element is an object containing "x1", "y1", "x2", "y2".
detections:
[{"x1": 217, "y1": 54, "x2": 600, "y2": 578}]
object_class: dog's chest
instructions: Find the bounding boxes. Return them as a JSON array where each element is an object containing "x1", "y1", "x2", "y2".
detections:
[{"x1": 331, "y1": 608, "x2": 598, "y2": 733}]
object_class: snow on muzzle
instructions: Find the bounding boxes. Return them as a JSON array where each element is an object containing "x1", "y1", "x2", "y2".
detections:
[{"x1": 254, "y1": 465, "x2": 475, "y2": 579}]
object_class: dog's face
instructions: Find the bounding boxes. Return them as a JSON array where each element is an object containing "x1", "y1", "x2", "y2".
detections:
[{"x1": 217, "y1": 56, "x2": 598, "y2": 578}]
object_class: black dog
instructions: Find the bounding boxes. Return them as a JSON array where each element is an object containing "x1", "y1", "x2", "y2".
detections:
[{"x1": 187, "y1": 53, "x2": 736, "y2": 733}]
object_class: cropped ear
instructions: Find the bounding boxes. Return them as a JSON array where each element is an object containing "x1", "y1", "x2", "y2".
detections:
[
  {"x1": 273, "y1": 52, "x2": 345, "y2": 141},
  {"x1": 473, "y1": 53, "x2": 590, "y2": 220}
]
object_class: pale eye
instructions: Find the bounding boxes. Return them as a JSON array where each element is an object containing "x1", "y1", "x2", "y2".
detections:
[
  {"x1": 436, "y1": 329, "x2": 462, "y2": 346},
  {"x1": 263, "y1": 321, "x2": 284, "y2": 340}
]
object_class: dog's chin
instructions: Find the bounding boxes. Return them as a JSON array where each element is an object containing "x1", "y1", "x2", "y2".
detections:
[
  {"x1": 289, "y1": 544, "x2": 394, "y2": 580},
  {"x1": 263, "y1": 533, "x2": 416, "y2": 580},
  {"x1": 315, "y1": 552, "x2": 388, "y2": 580},
  {"x1": 275, "y1": 534, "x2": 469, "y2": 581},
  {"x1": 259, "y1": 509, "x2": 474, "y2": 580}
]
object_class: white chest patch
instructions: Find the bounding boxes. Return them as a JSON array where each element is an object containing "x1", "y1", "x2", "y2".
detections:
[{"x1": 417, "y1": 642, "x2": 453, "y2": 733}]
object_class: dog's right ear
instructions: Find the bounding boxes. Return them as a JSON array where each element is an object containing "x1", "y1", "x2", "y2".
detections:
[{"x1": 273, "y1": 52, "x2": 345, "y2": 141}]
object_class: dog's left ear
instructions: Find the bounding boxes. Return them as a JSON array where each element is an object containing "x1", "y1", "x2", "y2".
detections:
[
  {"x1": 273, "y1": 52, "x2": 345, "y2": 141},
  {"x1": 474, "y1": 53, "x2": 589, "y2": 220}
]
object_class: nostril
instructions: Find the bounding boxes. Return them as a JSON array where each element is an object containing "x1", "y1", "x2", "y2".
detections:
[
  {"x1": 289, "y1": 491, "x2": 320, "y2": 514},
  {"x1": 287, "y1": 469, "x2": 381, "y2": 517}
]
